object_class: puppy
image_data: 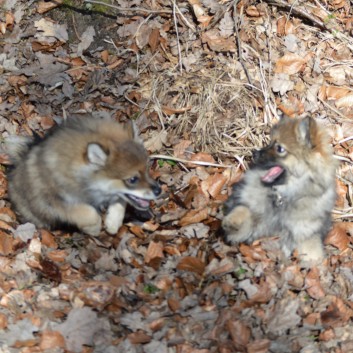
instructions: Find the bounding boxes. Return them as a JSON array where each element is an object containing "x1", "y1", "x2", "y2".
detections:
[
  {"x1": 222, "y1": 116, "x2": 337, "y2": 261},
  {"x1": 6, "y1": 115, "x2": 161, "y2": 236}
]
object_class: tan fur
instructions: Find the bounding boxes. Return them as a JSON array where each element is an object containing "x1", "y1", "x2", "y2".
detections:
[
  {"x1": 7, "y1": 115, "x2": 161, "y2": 236},
  {"x1": 222, "y1": 116, "x2": 337, "y2": 262}
]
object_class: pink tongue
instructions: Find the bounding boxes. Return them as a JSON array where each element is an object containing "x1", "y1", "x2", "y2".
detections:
[{"x1": 261, "y1": 166, "x2": 284, "y2": 183}]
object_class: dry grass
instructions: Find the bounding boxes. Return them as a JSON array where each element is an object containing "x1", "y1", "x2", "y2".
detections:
[{"x1": 139, "y1": 67, "x2": 274, "y2": 161}]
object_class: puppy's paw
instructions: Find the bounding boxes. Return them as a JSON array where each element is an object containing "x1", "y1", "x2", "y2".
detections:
[
  {"x1": 222, "y1": 205, "x2": 252, "y2": 243},
  {"x1": 297, "y1": 235, "x2": 324, "y2": 265},
  {"x1": 105, "y1": 202, "x2": 126, "y2": 235},
  {"x1": 81, "y1": 216, "x2": 102, "y2": 237}
]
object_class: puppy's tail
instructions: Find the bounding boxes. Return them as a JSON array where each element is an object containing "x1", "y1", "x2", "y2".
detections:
[{"x1": 4, "y1": 135, "x2": 34, "y2": 164}]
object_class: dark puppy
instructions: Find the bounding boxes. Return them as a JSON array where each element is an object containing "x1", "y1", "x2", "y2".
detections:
[{"x1": 222, "y1": 116, "x2": 337, "y2": 261}]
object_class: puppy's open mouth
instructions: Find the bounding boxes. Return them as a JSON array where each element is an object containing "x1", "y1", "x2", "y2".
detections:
[
  {"x1": 125, "y1": 194, "x2": 151, "y2": 210},
  {"x1": 261, "y1": 165, "x2": 285, "y2": 184}
]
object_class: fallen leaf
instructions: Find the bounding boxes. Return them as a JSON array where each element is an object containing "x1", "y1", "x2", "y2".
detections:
[
  {"x1": 77, "y1": 26, "x2": 95, "y2": 56},
  {"x1": 179, "y1": 208, "x2": 208, "y2": 226},
  {"x1": 40, "y1": 331, "x2": 66, "y2": 350},
  {"x1": 34, "y1": 18, "x2": 68, "y2": 42},
  {"x1": 275, "y1": 53, "x2": 307, "y2": 75},
  {"x1": 201, "y1": 29, "x2": 236, "y2": 52},
  {"x1": 247, "y1": 339, "x2": 271, "y2": 353},
  {"x1": 144, "y1": 241, "x2": 164, "y2": 265},
  {"x1": 305, "y1": 267, "x2": 325, "y2": 299},
  {"x1": 37, "y1": 0, "x2": 63, "y2": 14},
  {"x1": 0, "y1": 231, "x2": 14, "y2": 256},
  {"x1": 325, "y1": 223, "x2": 350, "y2": 251},
  {"x1": 227, "y1": 320, "x2": 250, "y2": 350},
  {"x1": 177, "y1": 256, "x2": 205, "y2": 275},
  {"x1": 201, "y1": 173, "x2": 227, "y2": 198}
]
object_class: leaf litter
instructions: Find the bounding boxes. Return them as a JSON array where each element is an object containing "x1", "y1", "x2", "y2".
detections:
[{"x1": 1, "y1": 0, "x2": 353, "y2": 352}]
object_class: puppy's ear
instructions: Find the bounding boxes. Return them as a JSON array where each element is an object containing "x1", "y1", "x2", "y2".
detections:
[
  {"x1": 296, "y1": 117, "x2": 316, "y2": 147},
  {"x1": 87, "y1": 143, "x2": 108, "y2": 166}
]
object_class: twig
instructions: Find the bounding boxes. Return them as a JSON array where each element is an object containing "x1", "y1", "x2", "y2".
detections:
[
  {"x1": 232, "y1": 1, "x2": 252, "y2": 87},
  {"x1": 171, "y1": 0, "x2": 183, "y2": 74},
  {"x1": 149, "y1": 154, "x2": 232, "y2": 168},
  {"x1": 84, "y1": 0, "x2": 172, "y2": 14},
  {"x1": 262, "y1": 0, "x2": 326, "y2": 29},
  {"x1": 317, "y1": 97, "x2": 349, "y2": 120}
]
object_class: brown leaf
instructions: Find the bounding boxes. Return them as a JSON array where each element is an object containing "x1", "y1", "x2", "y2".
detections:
[
  {"x1": 239, "y1": 243, "x2": 269, "y2": 263},
  {"x1": 39, "y1": 257, "x2": 62, "y2": 282},
  {"x1": 128, "y1": 331, "x2": 151, "y2": 344},
  {"x1": 144, "y1": 241, "x2": 164, "y2": 267},
  {"x1": 283, "y1": 265, "x2": 304, "y2": 289},
  {"x1": 277, "y1": 17, "x2": 295, "y2": 36},
  {"x1": 201, "y1": 30, "x2": 236, "y2": 52},
  {"x1": 161, "y1": 105, "x2": 192, "y2": 115},
  {"x1": 76, "y1": 281, "x2": 115, "y2": 309},
  {"x1": 177, "y1": 256, "x2": 205, "y2": 275},
  {"x1": 324, "y1": 223, "x2": 350, "y2": 251},
  {"x1": 201, "y1": 173, "x2": 227, "y2": 198},
  {"x1": 0, "y1": 171, "x2": 8, "y2": 199},
  {"x1": 227, "y1": 320, "x2": 250, "y2": 350},
  {"x1": 305, "y1": 267, "x2": 325, "y2": 299},
  {"x1": 321, "y1": 296, "x2": 353, "y2": 327},
  {"x1": 47, "y1": 250, "x2": 67, "y2": 262},
  {"x1": 246, "y1": 5, "x2": 265, "y2": 17},
  {"x1": 247, "y1": 339, "x2": 271, "y2": 353},
  {"x1": 41, "y1": 229, "x2": 58, "y2": 249},
  {"x1": 275, "y1": 53, "x2": 307, "y2": 75},
  {"x1": 39, "y1": 331, "x2": 66, "y2": 350},
  {"x1": 179, "y1": 208, "x2": 208, "y2": 226},
  {"x1": 0, "y1": 313, "x2": 8, "y2": 330},
  {"x1": 0, "y1": 231, "x2": 14, "y2": 256},
  {"x1": 335, "y1": 179, "x2": 348, "y2": 209},
  {"x1": 37, "y1": 0, "x2": 63, "y2": 14},
  {"x1": 168, "y1": 297, "x2": 181, "y2": 312},
  {"x1": 149, "y1": 28, "x2": 160, "y2": 52}
]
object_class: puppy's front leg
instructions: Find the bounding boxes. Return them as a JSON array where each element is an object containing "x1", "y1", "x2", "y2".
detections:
[
  {"x1": 105, "y1": 201, "x2": 127, "y2": 234},
  {"x1": 297, "y1": 235, "x2": 324, "y2": 262},
  {"x1": 64, "y1": 204, "x2": 102, "y2": 236},
  {"x1": 222, "y1": 205, "x2": 253, "y2": 244}
]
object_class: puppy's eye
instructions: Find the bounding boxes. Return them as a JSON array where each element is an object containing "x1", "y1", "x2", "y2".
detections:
[
  {"x1": 127, "y1": 176, "x2": 140, "y2": 184},
  {"x1": 275, "y1": 143, "x2": 286, "y2": 156}
]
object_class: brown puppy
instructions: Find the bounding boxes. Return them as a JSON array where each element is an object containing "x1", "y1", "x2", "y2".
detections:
[
  {"x1": 222, "y1": 116, "x2": 337, "y2": 261},
  {"x1": 7, "y1": 115, "x2": 161, "y2": 236}
]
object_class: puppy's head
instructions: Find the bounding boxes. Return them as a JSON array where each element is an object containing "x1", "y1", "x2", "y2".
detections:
[{"x1": 253, "y1": 116, "x2": 331, "y2": 185}]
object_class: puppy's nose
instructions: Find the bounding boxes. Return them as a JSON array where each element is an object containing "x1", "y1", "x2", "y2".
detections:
[{"x1": 152, "y1": 183, "x2": 162, "y2": 197}]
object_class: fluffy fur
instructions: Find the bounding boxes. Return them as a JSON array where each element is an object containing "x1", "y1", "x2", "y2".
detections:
[
  {"x1": 222, "y1": 116, "x2": 337, "y2": 261},
  {"x1": 7, "y1": 115, "x2": 161, "y2": 236}
]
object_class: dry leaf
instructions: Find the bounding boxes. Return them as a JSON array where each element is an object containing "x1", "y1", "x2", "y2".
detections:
[
  {"x1": 277, "y1": 17, "x2": 295, "y2": 36},
  {"x1": 149, "y1": 28, "x2": 160, "y2": 52},
  {"x1": 335, "y1": 94, "x2": 353, "y2": 108},
  {"x1": 34, "y1": 18, "x2": 68, "y2": 42},
  {"x1": 247, "y1": 339, "x2": 271, "y2": 353},
  {"x1": 37, "y1": 0, "x2": 63, "y2": 14},
  {"x1": 201, "y1": 173, "x2": 227, "y2": 198},
  {"x1": 161, "y1": 105, "x2": 191, "y2": 115},
  {"x1": 227, "y1": 320, "x2": 250, "y2": 349},
  {"x1": 201, "y1": 30, "x2": 236, "y2": 52},
  {"x1": 179, "y1": 208, "x2": 208, "y2": 226},
  {"x1": 305, "y1": 267, "x2": 325, "y2": 299},
  {"x1": 275, "y1": 53, "x2": 307, "y2": 75},
  {"x1": 40, "y1": 331, "x2": 66, "y2": 350},
  {"x1": 325, "y1": 223, "x2": 350, "y2": 251},
  {"x1": 0, "y1": 231, "x2": 14, "y2": 256},
  {"x1": 177, "y1": 256, "x2": 205, "y2": 275},
  {"x1": 144, "y1": 241, "x2": 164, "y2": 264}
]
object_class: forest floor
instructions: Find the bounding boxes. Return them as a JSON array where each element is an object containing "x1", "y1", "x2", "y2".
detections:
[{"x1": 1, "y1": 0, "x2": 353, "y2": 352}]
